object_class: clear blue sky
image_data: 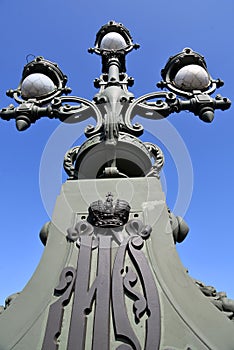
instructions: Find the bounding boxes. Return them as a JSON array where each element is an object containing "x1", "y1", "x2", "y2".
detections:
[{"x1": 0, "y1": 0, "x2": 234, "y2": 306}]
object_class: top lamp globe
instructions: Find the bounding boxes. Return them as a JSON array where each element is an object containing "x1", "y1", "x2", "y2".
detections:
[
  {"x1": 99, "y1": 32, "x2": 127, "y2": 50},
  {"x1": 174, "y1": 64, "x2": 210, "y2": 91}
]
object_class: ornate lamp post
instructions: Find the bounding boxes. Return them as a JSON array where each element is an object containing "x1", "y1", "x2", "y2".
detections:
[{"x1": 0, "y1": 20, "x2": 233, "y2": 350}]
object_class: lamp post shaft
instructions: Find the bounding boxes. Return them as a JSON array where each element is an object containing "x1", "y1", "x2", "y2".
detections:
[{"x1": 107, "y1": 57, "x2": 121, "y2": 83}]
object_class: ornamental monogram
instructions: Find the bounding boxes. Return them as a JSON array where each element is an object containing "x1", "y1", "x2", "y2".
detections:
[{"x1": 42, "y1": 194, "x2": 161, "y2": 350}]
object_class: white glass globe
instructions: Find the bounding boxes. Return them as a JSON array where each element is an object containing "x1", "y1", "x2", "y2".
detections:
[
  {"x1": 174, "y1": 64, "x2": 210, "y2": 91},
  {"x1": 21, "y1": 73, "x2": 56, "y2": 98},
  {"x1": 100, "y1": 32, "x2": 127, "y2": 50}
]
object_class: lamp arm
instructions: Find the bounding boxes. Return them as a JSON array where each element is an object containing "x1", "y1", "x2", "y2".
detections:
[
  {"x1": 123, "y1": 91, "x2": 179, "y2": 136},
  {"x1": 0, "y1": 103, "x2": 50, "y2": 130},
  {"x1": 123, "y1": 91, "x2": 231, "y2": 135},
  {"x1": 0, "y1": 96, "x2": 103, "y2": 135}
]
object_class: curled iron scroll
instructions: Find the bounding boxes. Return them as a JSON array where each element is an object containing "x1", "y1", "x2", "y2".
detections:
[
  {"x1": 52, "y1": 96, "x2": 103, "y2": 137},
  {"x1": 123, "y1": 91, "x2": 177, "y2": 136}
]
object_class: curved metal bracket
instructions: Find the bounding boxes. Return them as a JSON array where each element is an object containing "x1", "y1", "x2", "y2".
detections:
[
  {"x1": 123, "y1": 91, "x2": 178, "y2": 136},
  {"x1": 51, "y1": 96, "x2": 103, "y2": 137}
]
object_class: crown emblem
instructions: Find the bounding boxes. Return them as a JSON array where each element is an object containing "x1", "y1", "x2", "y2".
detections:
[{"x1": 88, "y1": 192, "x2": 131, "y2": 228}]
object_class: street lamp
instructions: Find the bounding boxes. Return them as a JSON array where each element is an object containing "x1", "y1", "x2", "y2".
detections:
[
  {"x1": 1, "y1": 22, "x2": 230, "y2": 133},
  {"x1": 0, "y1": 22, "x2": 230, "y2": 179},
  {"x1": 0, "y1": 20, "x2": 233, "y2": 350}
]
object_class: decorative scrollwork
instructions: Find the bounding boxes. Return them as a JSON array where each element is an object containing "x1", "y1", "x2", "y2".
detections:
[
  {"x1": 51, "y1": 95, "x2": 103, "y2": 137},
  {"x1": 123, "y1": 91, "x2": 178, "y2": 136},
  {"x1": 112, "y1": 232, "x2": 160, "y2": 350},
  {"x1": 42, "y1": 266, "x2": 76, "y2": 350},
  {"x1": 123, "y1": 266, "x2": 147, "y2": 323},
  {"x1": 67, "y1": 220, "x2": 98, "y2": 249},
  {"x1": 125, "y1": 219, "x2": 152, "y2": 240}
]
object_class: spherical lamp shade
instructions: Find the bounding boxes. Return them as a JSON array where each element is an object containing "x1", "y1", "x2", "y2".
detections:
[
  {"x1": 21, "y1": 73, "x2": 56, "y2": 99},
  {"x1": 174, "y1": 64, "x2": 210, "y2": 91},
  {"x1": 100, "y1": 32, "x2": 127, "y2": 50}
]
